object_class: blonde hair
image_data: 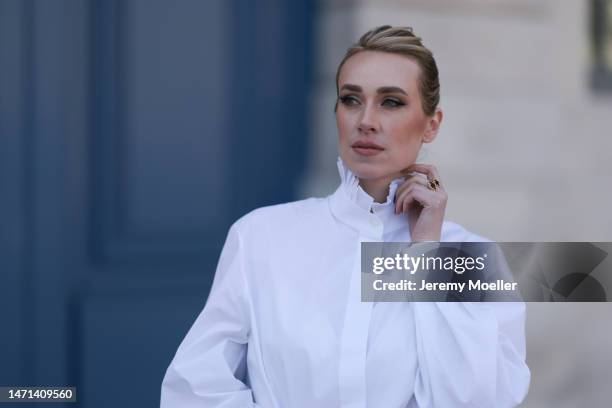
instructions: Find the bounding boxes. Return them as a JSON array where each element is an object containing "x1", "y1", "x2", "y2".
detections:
[{"x1": 335, "y1": 25, "x2": 440, "y2": 116}]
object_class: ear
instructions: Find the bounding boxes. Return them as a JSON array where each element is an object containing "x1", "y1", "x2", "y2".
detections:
[{"x1": 423, "y1": 107, "x2": 443, "y2": 143}]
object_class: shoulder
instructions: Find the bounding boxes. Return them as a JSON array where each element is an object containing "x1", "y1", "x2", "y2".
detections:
[
  {"x1": 441, "y1": 219, "x2": 492, "y2": 242},
  {"x1": 229, "y1": 196, "x2": 329, "y2": 238}
]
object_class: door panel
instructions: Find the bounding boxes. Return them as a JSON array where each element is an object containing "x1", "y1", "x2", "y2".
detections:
[{"x1": 0, "y1": 0, "x2": 314, "y2": 406}]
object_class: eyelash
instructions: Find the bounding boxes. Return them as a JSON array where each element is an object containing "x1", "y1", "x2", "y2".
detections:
[{"x1": 338, "y1": 95, "x2": 406, "y2": 108}]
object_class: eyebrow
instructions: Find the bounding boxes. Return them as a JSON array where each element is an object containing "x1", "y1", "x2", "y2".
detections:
[{"x1": 340, "y1": 83, "x2": 408, "y2": 95}]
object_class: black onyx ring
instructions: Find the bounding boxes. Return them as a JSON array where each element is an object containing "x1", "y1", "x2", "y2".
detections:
[{"x1": 428, "y1": 179, "x2": 440, "y2": 190}]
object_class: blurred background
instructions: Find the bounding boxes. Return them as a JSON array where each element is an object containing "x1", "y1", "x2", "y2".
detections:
[{"x1": 1, "y1": 0, "x2": 611, "y2": 407}]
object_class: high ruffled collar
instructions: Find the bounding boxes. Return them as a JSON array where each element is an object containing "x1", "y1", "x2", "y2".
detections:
[
  {"x1": 328, "y1": 156, "x2": 411, "y2": 239},
  {"x1": 336, "y1": 156, "x2": 406, "y2": 214}
]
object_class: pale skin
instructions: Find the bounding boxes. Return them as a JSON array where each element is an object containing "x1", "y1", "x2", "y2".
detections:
[{"x1": 335, "y1": 50, "x2": 446, "y2": 242}]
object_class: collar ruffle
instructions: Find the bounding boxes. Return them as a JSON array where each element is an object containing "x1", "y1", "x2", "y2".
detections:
[{"x1": 336, "y1": 156, "x2": 406, "y2": 213}]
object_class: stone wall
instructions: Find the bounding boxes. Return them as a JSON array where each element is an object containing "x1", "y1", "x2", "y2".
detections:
[{"x1": 301, "y1": 1, "x2": 612, "y2": 406}]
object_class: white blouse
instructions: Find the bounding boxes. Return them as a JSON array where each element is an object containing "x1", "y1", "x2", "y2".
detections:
[{"x1": 160, "y1": 157, "x2": 530, "y2": 408}]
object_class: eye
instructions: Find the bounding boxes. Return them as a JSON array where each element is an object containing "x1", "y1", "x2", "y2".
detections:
[
  {"x1": 339, "y1": 95, "x2": 360, "y2": 106},
  {"x1": 381, "y1": 98, "x2": 405, "y2": 108}
]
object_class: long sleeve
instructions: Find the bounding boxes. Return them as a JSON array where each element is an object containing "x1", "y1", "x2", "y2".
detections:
[
  {"x1": 160, "y1": 223, "x2": 262, "y2": 407},
  {"x1": 411, "y1": 301, "x2": 530, "y2": 407}
]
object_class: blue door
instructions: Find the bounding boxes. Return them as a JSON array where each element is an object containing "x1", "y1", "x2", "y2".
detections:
[{"x1": 0, "y1": 0, "x2": 314, "y2": 406}]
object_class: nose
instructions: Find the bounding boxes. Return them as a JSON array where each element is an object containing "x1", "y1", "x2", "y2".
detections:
[{"x1": 358, "y1": 103, "x2": 379, "y2": 133}]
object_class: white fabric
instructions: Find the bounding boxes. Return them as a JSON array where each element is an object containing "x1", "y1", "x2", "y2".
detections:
[{"x1": 160, "y1": 156, "x2": 531, "y2": 408}]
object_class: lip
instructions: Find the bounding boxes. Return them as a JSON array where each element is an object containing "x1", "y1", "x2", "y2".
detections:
[{"x1": 352, "y1": 140, "x2": 384, "y2": 156}]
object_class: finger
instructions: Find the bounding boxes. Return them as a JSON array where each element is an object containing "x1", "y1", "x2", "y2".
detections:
[
  {"x1": 395, "y1": 183, "x2": 425, "y2": 213},
  {"x1": 401, "y1": 187, "x2": 441, "y2": 213},
  {"x1": 405, "y1": 163, "x2": 440, "y2": 179},
  {"x1": 395, "y1": 175, "x2": 428, "y2": 198},
  {"x1": 395, "y1": 176, "x2": 439, "y2": 210},
  {"x1": 396, "y1": 184, "x2": 437, "y2": 213},
  {"x1": 402, "y1": 191, "x2": 421, "y2": 214},
  {"x1": 401, "y1": 185, "x2": 429, "y2": 212},
  {"x1": 404, "y1": 163, "x2": 444, "y2": 190},
  {"x1": 395, "y1": 185, "x2": 414, "y2": 213}
]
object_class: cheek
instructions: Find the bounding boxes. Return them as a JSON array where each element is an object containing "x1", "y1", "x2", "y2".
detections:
[
  {"x1": 336, "y1": 111, "x2": 353, "y2": 142},
  {"x1": 388, "y1": 116, "x2": 424, "y2": 145},
  {"x1": 385, "y1": 117, "x2": 426, "y2": 162}
]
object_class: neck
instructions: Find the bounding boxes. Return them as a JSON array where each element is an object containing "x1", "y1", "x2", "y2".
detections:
[{"x1": 358, "y1": 176, "x2": 396, "y2": 204}]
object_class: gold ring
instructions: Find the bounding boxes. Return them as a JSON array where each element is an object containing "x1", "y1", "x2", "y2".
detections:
[{"x1": 427, "y1": 179, "x2": 440, "y2": 190}]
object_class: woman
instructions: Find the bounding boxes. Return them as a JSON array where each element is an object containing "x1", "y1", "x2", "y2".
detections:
[{"x1": 161, "y1": 25, "x2": 530, "y2": 407}]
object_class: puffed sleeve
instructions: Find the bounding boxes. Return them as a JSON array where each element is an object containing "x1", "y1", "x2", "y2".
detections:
[
  {"x1": 411, "y1": 301, "x2": 530, "y2": 407},
  {"x1": 160, "y1": 222, "x2": 262, "y2": 407}
]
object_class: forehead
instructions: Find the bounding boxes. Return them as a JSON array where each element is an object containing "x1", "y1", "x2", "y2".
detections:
[{"x1": 338, "y1": 50, "x2": 421, "y2": 92}]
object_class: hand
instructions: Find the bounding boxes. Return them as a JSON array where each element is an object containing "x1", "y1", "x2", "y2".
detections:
[{"x1": 394, "y1": 163, "x2": 447, "y2": 242}]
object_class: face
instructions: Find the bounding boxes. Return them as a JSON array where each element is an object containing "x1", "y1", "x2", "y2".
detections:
[{"x1": 336, "y1": 50, "x2": 442, "y2": 182}]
